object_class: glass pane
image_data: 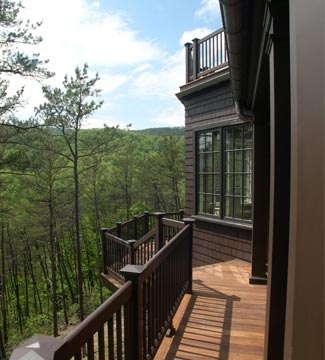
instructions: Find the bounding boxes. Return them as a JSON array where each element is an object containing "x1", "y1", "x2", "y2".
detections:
[
  {"x1": 214, "y1": 174, "x2": 221, "y2": 193},
  {"x1": 243, "y1": 198, "x2": 252, "y2": 220},
  {"x1": 213, "y1": 131, "x2": 221, "y2": 151},
  {"x1": 206, "y1": 175, "x2": 213, "y2": 193},
  {"x1": 234, "y1": 175, "x2": 242, "y2": 195},
  {"x1": 225, "y1": 174, "x2": 233, "y2": 195},
  {"x1": 199, "y1": 134, "x2": 205, "y2": 151},
  {"x1": 234, "y1": 151, "x2": 242, "y2": 172},
  {"x1": 205, "y1": 194, "x2": 213, "y2": 214},
  {"x1": 214, "y1": 151, "x2": 221, "y2": 171},
  {"x1": 206, "y1": 153, "x2": 213, "y2": 172},
  {"x1": 225, "y1": 128, "x2": 233, "y2": 150},
  {"x1": 244, "y1": 150, "x2": 252, "y2": 173},
  {"x1": 225, "y1": 151, "x2": 233, "y2": 172},
  {"x1": 199, "y1": 174, "x2": 205, "y2": 193},
  {"x1": 199, "y1": 193, "x2": 204, "y2": 213},
  {"x1": 234, "y1": 197, "x2": 242, "y2": 219},
  {"x1": 205, "y1": 133, "x2": 213, "y2": 151},
  {"x1": 214, "y1": 195, "x2": 221, "y2": 217},
  {"x1": 225, "y1": 196, "x2": 232, "y2": 217},
  {"x1": 234, "y1": 127, "x2": 243, "y2": 149},
  {"x1": 199, "y1": 154, "x2": 204, "y2": 172},
  {"x1": 244, "y1": 126, "x2": 253, "y2": 148},
  {"x1": 244, "y1": 174, "x2": 252, "y2": 197}
]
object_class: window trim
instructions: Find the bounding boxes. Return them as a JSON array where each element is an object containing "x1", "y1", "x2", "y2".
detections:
[{"x1": 193, "y1": 120, "x2": 253, "y2": 226}]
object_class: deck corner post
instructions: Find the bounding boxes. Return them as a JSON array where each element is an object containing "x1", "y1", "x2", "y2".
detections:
[
  {"x1": 185, "y1": 42, "x2": 192, "y2": 83},
  {"x1": 101, "y1": 228, "x2": 108, "y2": 274},
  {"x1": 154, "y1": 212, "x2": 165, "y2": 251},
  {"x1": 133, "y1": 215, "x2": 138, "y2": 240},
  {"x1": 128, "y1": 240, "x2": 137, "y2": 265},
  {"x1": 192, "y1": 38, "x2": 199, "y2": 80},
  {"x1": 183, "y1": 218, "x2": 195, "y2": 294},
  {"x1": 116, "y1": 222, "x2": 122, "y2": 239},
  {"x1": 143, "y1": 211, "x2": 150, "y2": 234},
  {"x1": 120, "y1": 265, "x2": 144, "y2": 360}
]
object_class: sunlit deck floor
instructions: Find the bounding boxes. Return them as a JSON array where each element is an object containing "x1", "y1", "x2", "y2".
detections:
[{"x1": 155, "y1": 259, "x2": 267, "y2": 360}]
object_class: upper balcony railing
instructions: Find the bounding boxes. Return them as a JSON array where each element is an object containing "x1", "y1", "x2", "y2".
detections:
[{"x1": 185, "y1": 28, "x2": 228, "y2": 83}]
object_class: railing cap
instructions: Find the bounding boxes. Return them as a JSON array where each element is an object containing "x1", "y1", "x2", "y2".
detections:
[
  {"x1": 120, "y1": 264, "x2": 144, "y2": 276},
  {"x1": 10, "y1": 334, "x2": 65, "y2": 360}
]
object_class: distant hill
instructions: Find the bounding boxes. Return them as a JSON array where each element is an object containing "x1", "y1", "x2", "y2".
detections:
[{"x1": 135, "y1": 127, "x2": 184, "y2": 136}]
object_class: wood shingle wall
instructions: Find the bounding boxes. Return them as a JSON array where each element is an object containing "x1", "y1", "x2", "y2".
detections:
[{"x1": 181, "y1": 79, "x2": 252, "y2": 267}]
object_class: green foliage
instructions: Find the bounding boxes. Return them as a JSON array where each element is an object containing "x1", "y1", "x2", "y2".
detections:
[
  {"x1": 135, "y1": 126, "x2": 184, "y2": 136},
  {"x1": 0, "y1": 0, "x2": 52, "y2": 123}
]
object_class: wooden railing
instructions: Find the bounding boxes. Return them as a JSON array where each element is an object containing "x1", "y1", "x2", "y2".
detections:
[
  {"x1": 101, "y1": 211, "x2": 185, "y2": 279},
  {"x1": 10, "y1": 219, "x2": 194, "y2": 360},
  {"x1": 121, "y1": 220, "x2": 193, "y2": 359},
  {"x1": 185, "y1": 28, "x2": 228, "y2": 83}
]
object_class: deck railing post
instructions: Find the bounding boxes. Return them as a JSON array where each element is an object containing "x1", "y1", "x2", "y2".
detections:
[
  {"x1": 128, "y1": 240, "x2": 137, "y2": 265},
  {"x1": 101, "y1": 228, "x2": 108, "y2": 274},
  {"x1": 133, "y1": 215, "x2": 138, "y2": 240},
  {"x1": 192, "y1": 38, "x2": 199, "y2": 80},
  {"x1": 155, "y1": 212, "x2": 165, "y2": 251},
  {"x1": 183, "y1": 218, "x2": 195, "y2": 294},
  {"x1": 120, "y1": 265, "x2": 144, "y2": 360},
  {"x1": 179, "y1": 209, "x2": 185, "y2": 220},
  {"x1": 185, "y1": 42, "x2": 192, "y2": 83},
  {"x1": 116, "y1": 222, "x2": 122, "y2": 239},
  {"x1": 143, "y1": 211, "x2": 150, "y2": 234}
]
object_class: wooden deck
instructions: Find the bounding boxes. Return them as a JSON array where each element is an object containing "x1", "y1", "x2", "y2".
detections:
[{"x1": 155, "y1": 260, "x2": 267, "y2": 360}]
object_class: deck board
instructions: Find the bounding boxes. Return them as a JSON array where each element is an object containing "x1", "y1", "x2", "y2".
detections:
[{"x1": 155, "y1": 260, "x2": 267, "y2": 360}]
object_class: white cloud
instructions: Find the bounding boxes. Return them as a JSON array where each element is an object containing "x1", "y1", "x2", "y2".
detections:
[
  {"x1": 151, "y1": 105, "x2": 184, "y2": 127},
  {"x1": 129, "y1": 48, "x2": 185, "y2": 100},
  {"x1": 196, "y1": 0, "x2": 220, "y2": 19},
  {"x1": 180, "y1": 27, "x2": 214, "y2": 45}
]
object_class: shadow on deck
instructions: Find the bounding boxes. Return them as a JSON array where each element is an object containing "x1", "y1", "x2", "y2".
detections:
[{"x1": 155, "y1": 260, "x2": 267, "y2": 360}]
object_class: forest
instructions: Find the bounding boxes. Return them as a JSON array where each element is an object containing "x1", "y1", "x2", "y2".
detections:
[{"x1": 0, "y1": 2, "x2": 185, "y2": 357}]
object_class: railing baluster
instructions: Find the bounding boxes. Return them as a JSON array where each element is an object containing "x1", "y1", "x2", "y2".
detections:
[
  {"x1": 108, "y1": 317, "x2": 114, "y2": 359},
  {"x1": 116, "y1": 309, "x2": 122, "y2": 360},
  {"x1": 98, "y1": 326, "x2": 105, "y2": 360},
  {"x1": 87, "y1": 337, "x2": 94, "y2": 360}
]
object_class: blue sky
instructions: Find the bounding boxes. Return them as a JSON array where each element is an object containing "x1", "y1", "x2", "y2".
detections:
[{"x1": 15, "y1": 0, "x2": 222, "y2": 129}]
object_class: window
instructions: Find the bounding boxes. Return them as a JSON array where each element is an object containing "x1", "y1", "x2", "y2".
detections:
[{"x1": 197, "y1": 124, "x2": 252, "y2": 222}]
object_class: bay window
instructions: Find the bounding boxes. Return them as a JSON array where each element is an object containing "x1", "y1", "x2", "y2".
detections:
[{"x1": 197, "y1": 124, "x2": 252, "y2": 222}]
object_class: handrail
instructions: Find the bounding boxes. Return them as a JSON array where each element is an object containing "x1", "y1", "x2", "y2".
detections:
[
  {"x1": 134, "y1": 227, "x2": 156, "y2": 248},
  {"x1": 138, "y1": 225, "x2": 189, "y2": 280},
  {"x1": 121, "y1": 218, "x2": 194, "y2": 359},
  {"x1": 185, "y1": 28, "x2": 228, "y2": 83},
  {"x1": 102, "y1": 211, "x2": 185, "y2": 276},
  {"x1": 10, "y1": 218, "x2": 194, "y2": 360},
  {"x1": 162, "y1": 217, "x2": 185, "y2": 229},
  {"x1": 54, "y1": 281, "x2": 133, "y2": 359}
]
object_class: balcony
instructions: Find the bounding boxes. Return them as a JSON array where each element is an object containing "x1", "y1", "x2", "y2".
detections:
[
  {"x1": 178, "y1": 28, "x2": 229, "y2": 97},
  {"x1": 10, "y1": 211, "x2": 266, "y2": 360}
]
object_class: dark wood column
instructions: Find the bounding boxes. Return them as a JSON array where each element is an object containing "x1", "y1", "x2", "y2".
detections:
[
  {"x1": 250, "y1": 113, "x2": 269, "y2": 284},
  {"x1": 250, "y1": 53, "x2": 270, "y2": 285},
  {"x1": 264, "y1": 2, "x2": 291, "y2": 360}
]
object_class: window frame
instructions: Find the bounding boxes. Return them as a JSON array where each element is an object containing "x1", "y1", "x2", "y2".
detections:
[{"x1": 194, "y1": 121, "x2": 253, "y2": 225}]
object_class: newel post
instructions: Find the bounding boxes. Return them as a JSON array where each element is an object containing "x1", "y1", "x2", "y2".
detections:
[
  {"x1": 101, "y1": 228, "x2": 108, "y2": 274},
  {"x1": 143, "y1": 211, "x2": 150, "y2": 234},
  {"x1": 192, "y1": 38, "x2": 199, "y2": 80},
  {"x1": 185, "y1": 42, "x2": 192, "y2": 83},
  {"x1": 154, "y1": 212, "x2": 165, "y2": 251},
  {"x1": 116, "y1": 222, "x2": 122, "y2": 238},
  {"x1": 183, "y1": 218, "x2": 195, "y2": 294},
  {"x1": 120, "y1": 265, "x2": 144, "y2": 360},
  {"x1": 133, "y1": 215, "x2": 138, "y2": 240},
  {"x1": 128, "y1": 240, "x2": 137, "y2": 265}
]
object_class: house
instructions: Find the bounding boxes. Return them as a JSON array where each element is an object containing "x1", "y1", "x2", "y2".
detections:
[
  {"x1": 177, "y1": 0, "x2": 324, "y2": 359},
  {"x1": 10, "y1": 1, "x2": 324, "y2": 359}
]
